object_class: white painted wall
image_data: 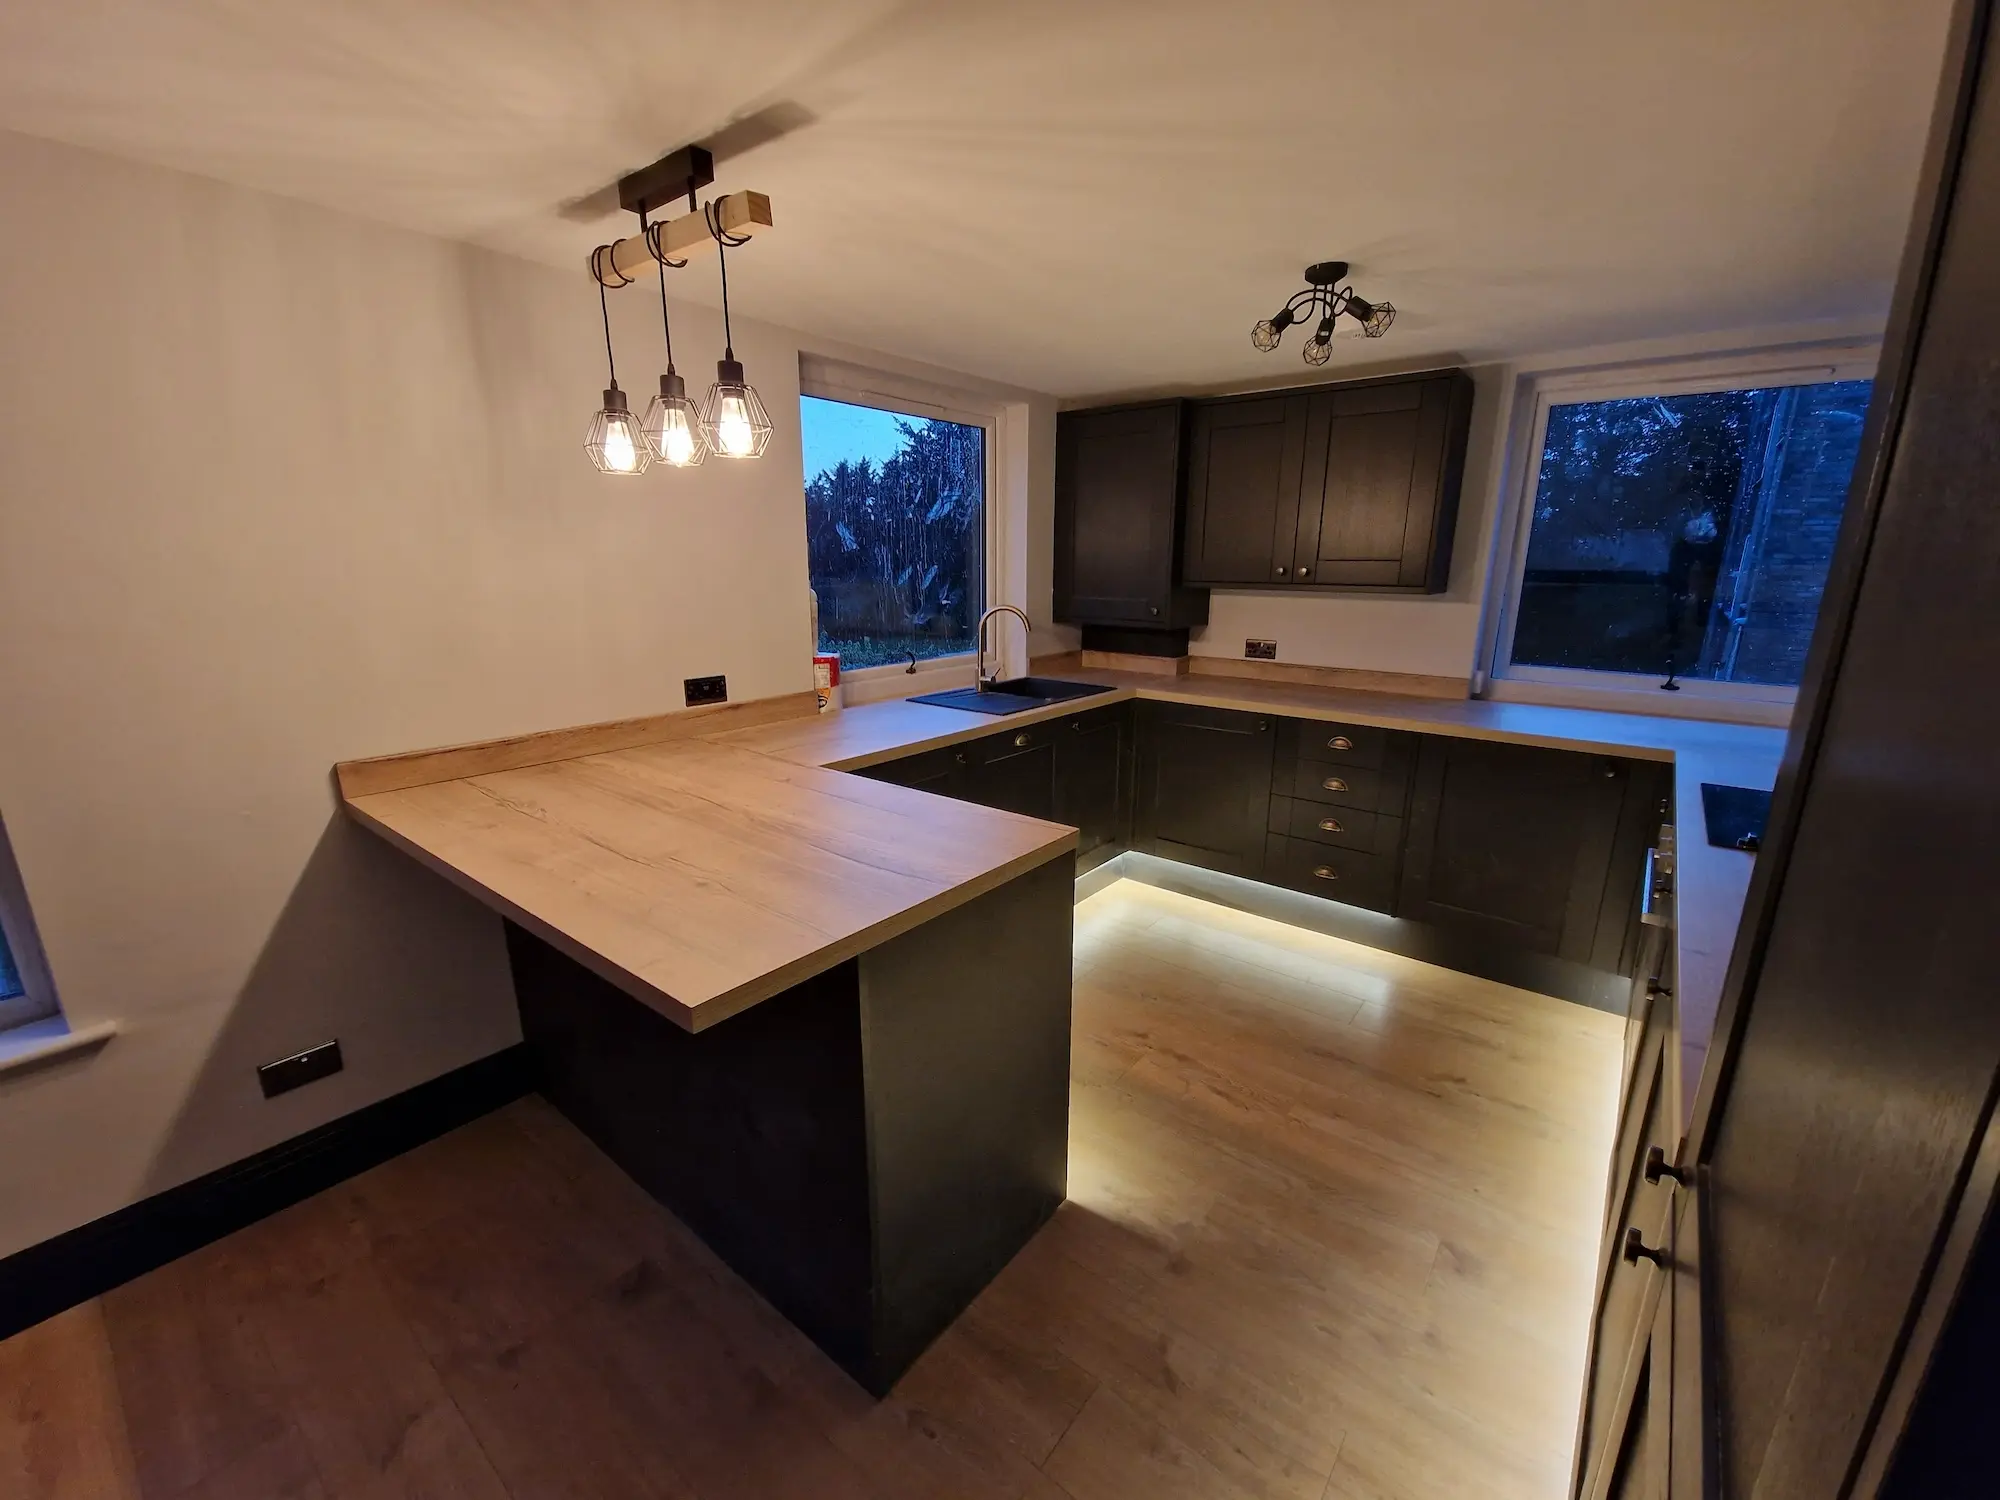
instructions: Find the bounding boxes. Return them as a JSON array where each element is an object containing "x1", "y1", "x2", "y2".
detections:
[{"x1": 0, "y1": 128, "x2": 1052, "y2": 1260}]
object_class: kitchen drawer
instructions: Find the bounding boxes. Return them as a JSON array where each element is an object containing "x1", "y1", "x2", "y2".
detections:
[
  {"x1": 1286, "y1": 800, "x2": 1402, "y2": 856},
  {"x1": 1266, "y1": 836, "x2": 1397, "y2": 913},
  {"x1": 1288, "y1": 760, "x2": 1401, "y2": 812},
  {"x1": 1278, "y1": 718, "x2": 1398, "y2": 770}
]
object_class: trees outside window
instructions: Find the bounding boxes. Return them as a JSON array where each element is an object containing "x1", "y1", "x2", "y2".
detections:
[{"x1": 801, "y1": 395, "x2": 985, "y2": 670}]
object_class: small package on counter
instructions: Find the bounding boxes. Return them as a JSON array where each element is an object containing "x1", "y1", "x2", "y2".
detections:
[{"x1": 813, "y1": 653, "x2": 843, "y2": 713}]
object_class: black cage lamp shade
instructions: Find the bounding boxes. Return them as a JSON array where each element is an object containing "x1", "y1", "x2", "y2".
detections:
[
  {"x1": 699, "y1": 359, "x2": 774, "y2": 458},
  {"x1": 1252, "y1": 261, "x2": 1397, "y2": 364},
  {"x1": 586, "y1": 384, "x2": 650, "y2": 474}
]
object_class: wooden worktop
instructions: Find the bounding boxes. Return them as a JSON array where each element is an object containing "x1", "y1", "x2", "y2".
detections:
[
  {"x1": 342, "y1": 666, "x2": 1783, "y2": 1109},
  {"x1": 343, "y1": 737, "x2": 1075, "y2": 1032}
]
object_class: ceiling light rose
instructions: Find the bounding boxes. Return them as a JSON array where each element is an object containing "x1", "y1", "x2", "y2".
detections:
[
  {"x1": 699, "y1": 200, "x2": 772, "y2": 458},
  {"x1": 1251, "y1": 261, "x2": 1398, "y2": 364}
]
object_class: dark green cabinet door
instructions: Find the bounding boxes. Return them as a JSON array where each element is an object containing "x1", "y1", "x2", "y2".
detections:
[
  {"x1": 1053, "y1": 705, "x2": 1131, "y2": 869},
  {"x1": 1182, "y1": 395, "x2": 1311, "y2": 586},
  {"x1": 1398, "y1": 735, "x2": 1654, "y2": 966},
  {"x1": 1133, "y1": 702, "x2": 1276, "y2": 876}
]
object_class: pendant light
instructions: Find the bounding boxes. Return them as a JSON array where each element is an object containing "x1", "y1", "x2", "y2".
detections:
[
  {"x1": 698, "y1": 201, "x2": 773, "y2": 459},
  {"x1": 583, "y1": 259, "x2": 650, "y2": 475},
  {"x1": 639, "y1": 214, "x2": 706, "y2": 467},
  {"x1": 1251, "y1": 261, "x2": 1398, "y2": 366}
]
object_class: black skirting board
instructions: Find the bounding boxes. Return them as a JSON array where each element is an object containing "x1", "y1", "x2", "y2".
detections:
[{"x1": 1701, "y1": 782, "x2": 1773, "y2": 851}]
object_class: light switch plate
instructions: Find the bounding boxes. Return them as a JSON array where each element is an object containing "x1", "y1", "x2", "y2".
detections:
[
  {"x1": 258, "y1": 1039, "x2": 343, "y2": 1099},
  {"x1": 1245, "y1": 639, "x2": 1278, "y2": 660}
]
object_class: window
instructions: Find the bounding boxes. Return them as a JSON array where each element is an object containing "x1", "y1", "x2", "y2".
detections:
[
  {"x1": 0, "y1": 926, "x2": 21, "y2": 1003},
  {"x1": 801, "y1": 393, "x2": 986, "y2": 670},
  {"x1": 0, "y1": 815, "x2": 59, "y2": 1034},
  {"x1": 1492, "y1": 352, "x2": 1875, "y2": 701}
]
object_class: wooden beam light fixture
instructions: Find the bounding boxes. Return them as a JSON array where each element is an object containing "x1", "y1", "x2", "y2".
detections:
[
  {"x1": 588, "y1": 145, "x2": 774, "y2": 289},
  {"x1": 582, "y1": 143, "x2": 778, "y2": 472}
]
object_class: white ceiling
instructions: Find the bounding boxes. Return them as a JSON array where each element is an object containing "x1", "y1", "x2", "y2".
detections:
[{"x1": 0, "y1": 0, "x2": 1955, "y2": 397}]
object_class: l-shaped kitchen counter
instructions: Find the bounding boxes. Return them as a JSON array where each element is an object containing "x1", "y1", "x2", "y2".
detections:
[
  {"x1": 340, "y1": 662, "x2": 1784, "y2": 1141},
  {"x1": 335, "y1": 663, "x2": 1783, "y2": 1390}
]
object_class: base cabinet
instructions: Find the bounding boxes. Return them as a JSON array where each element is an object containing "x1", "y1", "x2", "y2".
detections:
[
  {"x1": 1054, "y1": 704, "x2": 1132, "y2": 870},
  {"x1": 963, "y1": 725, "x2": 1057, "y2": 820},
  {"x1": 861, "y1": 700, "x2": 1663, "y2": 984},
  {"x1": 1401, "y1": 736, "x2": 1668, "y2": 970},
  {"x1": 1131, "y1": 702, "x2": 1276, "y2": 877}
]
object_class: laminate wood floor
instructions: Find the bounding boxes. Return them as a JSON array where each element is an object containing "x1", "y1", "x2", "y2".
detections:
[{"x1": 0, "y1": 879, "x2": 1622, "y2": 1500}]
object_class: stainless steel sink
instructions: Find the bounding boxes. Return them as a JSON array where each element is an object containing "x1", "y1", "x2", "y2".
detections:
[{"x1": 908, "y1": 676, "x2": 1116, "y2": 716}]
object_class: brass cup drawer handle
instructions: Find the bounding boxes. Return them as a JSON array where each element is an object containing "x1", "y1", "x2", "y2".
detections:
[
  {"x1": 1318, "y1": 818, "x2": 1344, "y2": 833},
  {"x1": 1622, "y1": 1228, "x2": 1669, "y2": 1268},
  {"x1": 1643, "y1": 1145, "x2": 1690, "y2": 1187},
  {"x1": 1013, "y1": 732, "x2": 1032, "y2": 747},
  {"x1": 1322, "y1": 778, "x2": 1349, "y2": 792},
  {"x1": 1312, "y1": 866, "x2": 1339, "y2": 881},
  {"x1": 1326, "y1": 735, "x2": 1353, "y2": 751}
]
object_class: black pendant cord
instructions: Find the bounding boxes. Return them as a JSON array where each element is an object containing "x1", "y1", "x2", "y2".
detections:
[
  {"x1": 598, "y1": 277, "x2": 619, "y2": 389},
  {"x1": 705, "y1": 199, "x2": 750, "y2": 360},
  {"x1": 640, "y1": 207, "x2": 678, "y2": 373}
]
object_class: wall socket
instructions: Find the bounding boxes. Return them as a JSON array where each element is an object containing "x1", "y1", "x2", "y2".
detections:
[
  {"x1": 684, "y1": 674, "x2": 728, "y2": 706},
  {"x1": 1244, "y1": 639, "x2": 1278, "y2": 660},
  {"x1": 258, "y1": 1039, "x2": 343, "y2": 1099}
]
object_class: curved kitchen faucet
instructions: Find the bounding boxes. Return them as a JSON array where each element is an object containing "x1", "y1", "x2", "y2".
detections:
[{"x1": 974, "y1": 606, "x2": 1031, "y2": 692}]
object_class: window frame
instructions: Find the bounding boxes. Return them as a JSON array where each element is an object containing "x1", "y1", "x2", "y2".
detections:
[
  {"x1": 1485, "y1": 344, "x2": 1880, "y2": 710},
  {"x1": 0, "y1": 814, "x2": 61, "y2": 1034},
  {"x1": 796, "y1": 367, "x2": 998, "y2": 685}
]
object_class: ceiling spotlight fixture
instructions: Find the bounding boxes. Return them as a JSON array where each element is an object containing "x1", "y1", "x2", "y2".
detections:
[
  {"x1": 698, "y1": 201, "x2": 773, "y2": 459},
  {"x1": 583, "y1": 256, "x2": 649, "y2": 475},
  {"x1": 1251, "y1": 261, "x2": 1397, "y2": 364},
  {"x1": 640, "y1": 208, "x2": 706, "y2": 468}
]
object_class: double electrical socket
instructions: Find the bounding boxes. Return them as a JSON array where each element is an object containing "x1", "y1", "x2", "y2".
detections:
[{"x1": 1244, "y1": 639, "x2": 1278, "y2": 660}]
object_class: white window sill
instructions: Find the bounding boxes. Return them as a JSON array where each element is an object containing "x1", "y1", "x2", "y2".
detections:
[{"x1": 0, "y1": 1016, "x2": 119, "y2": 1080}]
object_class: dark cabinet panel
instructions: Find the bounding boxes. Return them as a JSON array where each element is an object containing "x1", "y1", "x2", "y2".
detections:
[
  {"x1": 1278, "y1": 717, "x2": 1401, "y2": 770},
  {"x1": 1133, "y1": 702, "x2": 1276, "y2": 876},
  {"x1": 963, "y1": 727, "x2": 1056, "y2": 821},
  {"x1": 1054, "y1": 402, "x2": 1207, "y2": 629},
  {"x1": 1578, "y1": 1018, "x2": 1679, "y2": 1496},
  {"x1": 1179, "y1": 371, "x2": 1472, "y2": 594},
  {"x1": 1295, "y1": 374, "x2": 1472, "y2": 592},
  {"x1": 1284, "y1": 800, "x2": 1402, "y2": 857},
  {"x1": 1053, "y1": 704, "x2": 1132, "y2": 870},
  {"x1": 1182, "y1": 395, "x2": 1311, "y2": 586},
  {"x1": 1398, "y1": 736, "x2": 1644, "y2": 966},
  {"x1": 856, "y1": 744, "x2": 966, "y2": 797},
  {"x1": 1265, "y1": 837, "x2": 1398, "y2": 913}
]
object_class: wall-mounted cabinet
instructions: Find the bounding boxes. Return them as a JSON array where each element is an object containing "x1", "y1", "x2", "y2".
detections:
[
  {"x1": 1053, "y1": 402, "x2": 1208, "y2": 632},
  {"x1": 1178, "y1": 370, "x2": 1474, "y2": 595}
]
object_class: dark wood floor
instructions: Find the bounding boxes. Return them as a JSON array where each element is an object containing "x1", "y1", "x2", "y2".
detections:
[{"x1": 0, "y1": 881, "x2": 1621, "y2": 1500}]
